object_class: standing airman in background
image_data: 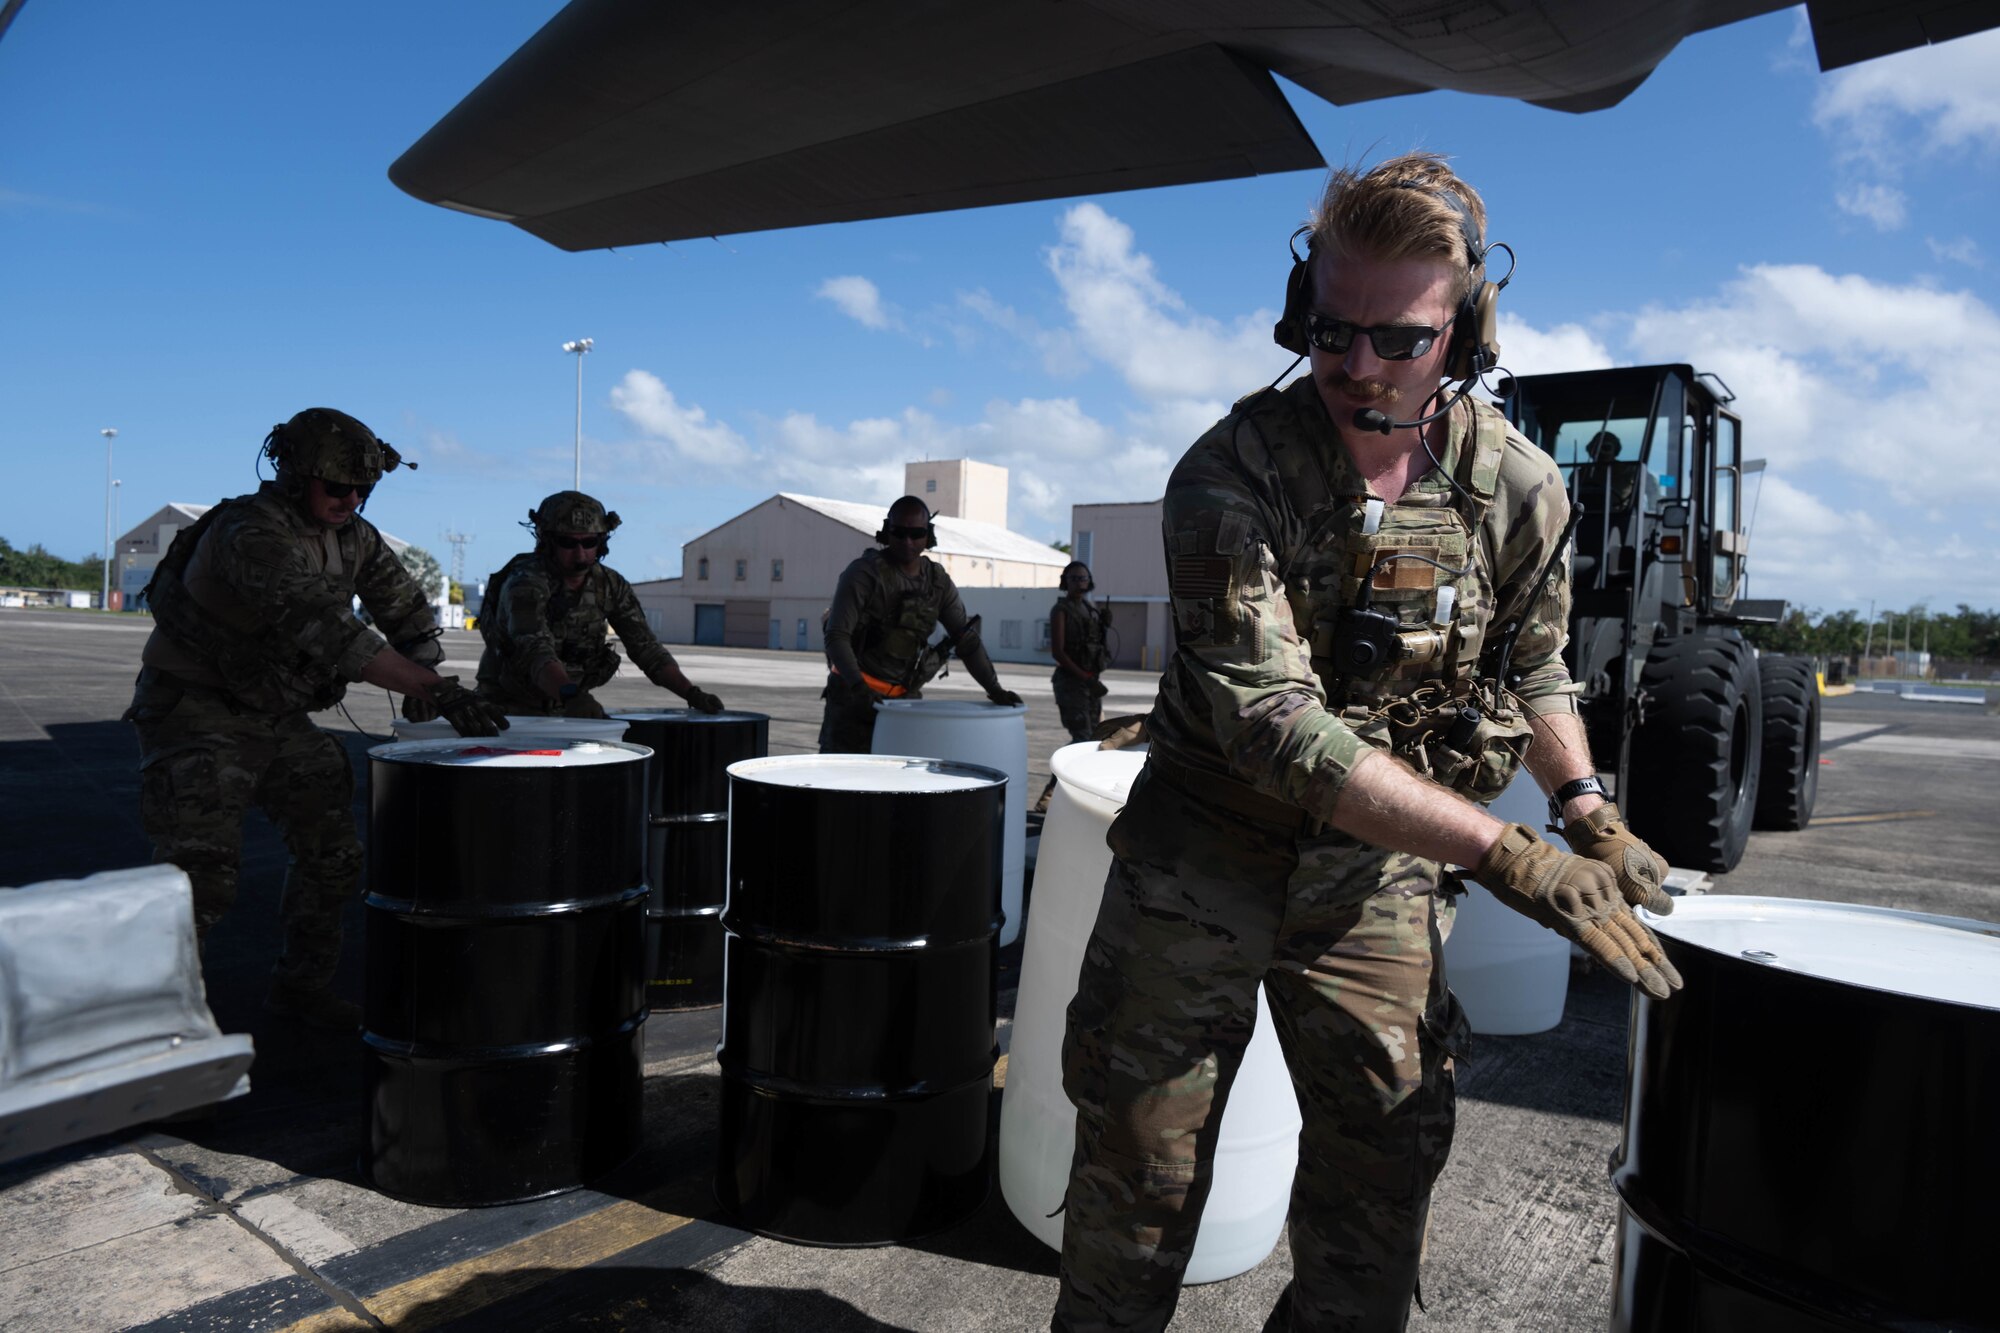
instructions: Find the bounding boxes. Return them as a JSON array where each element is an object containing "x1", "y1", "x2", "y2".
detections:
[
  {"x1": 476, "y1": 491, "x2": 725, "y2": 719},
  {"x1": 819, "y1": 495, "x2": 1022, "y2": 754},
  {"x1": 1049, "y1": 560, "x2": 1112, "y2": 744},
  {"x1": 126, "y1": 407, "x2": 504, "y2": 1029}
]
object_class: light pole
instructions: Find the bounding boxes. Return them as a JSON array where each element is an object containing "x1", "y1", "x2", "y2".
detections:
[
  {"x1": 100, "y1": 428, "x2": 118, "y2": 609},
  {"x1": 562, "y1": 338, "x2": 593, "y2": 489},
  {"x1": 112, "y1": 480, "x2": 123, "y2": 608}
]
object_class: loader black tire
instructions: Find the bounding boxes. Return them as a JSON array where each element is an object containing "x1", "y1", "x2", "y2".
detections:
[
  {"x1": 1753, "y1": 655, "x2": 1820, "y2": 831},
  {"x1": 1625, "y1": 631, "x2": 1763, "y2": 873}
]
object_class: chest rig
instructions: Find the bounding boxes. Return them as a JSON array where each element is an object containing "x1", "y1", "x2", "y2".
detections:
[
  {"x1": 1264, "y1": 398, "x2": 1531, "y2": 800},
  {"x1": 1055, "y1": 597, "x2": 1110, "y2": 672},
  {"x1": 856, "y1": 553, "x2": 944, "y2": 683},
  {"x1": 146, "y1": 495, "x2": 368, "y2": 712}
]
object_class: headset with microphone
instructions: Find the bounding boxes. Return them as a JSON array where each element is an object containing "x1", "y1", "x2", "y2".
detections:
[
  {"x1": 1272, "y1": 181, "x2": 1514, "y2": 436},
  {"x1": 1059, "y1": 560, "x2": 1095, "y2": 593},
  {"x1": 875, "y1": 497, "x2": 938, "y2": 550}
]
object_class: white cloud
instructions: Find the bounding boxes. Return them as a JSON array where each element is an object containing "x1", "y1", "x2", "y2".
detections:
[
  {"x1": 1834, "y1": 182, "x2": 1907, "y2": 231},
  {"x1": 1493, "y1": 313, "x2": 1615, "y2": 380},
  {"x1": 607, "y1": 370, "x2": 753, "y2": 471},
  {"x1": 1734, "y1": 474, "x2": 2000, "y2": 612},
  {"x1": 1044, "y1": 203, "x2": 1285, "y2": 401},
  {"x1": 1812, "y1": 29, "x2": 2000, "y2": 230},
  {"x1": 1814, "y1": 29, "x2": 2000, "y2": 158},
  {"x1": 1926, "y1": 235, "x2": 1984, "y2": 268},
  {"x1": 1455, "y1": 259, "x2": 2000, "y2": 610},
  {"x1": 816, "y1": 275, "x2": 895, "y2": 330}
]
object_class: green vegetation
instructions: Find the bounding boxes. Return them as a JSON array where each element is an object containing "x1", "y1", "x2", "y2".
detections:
[
  {"x1": 1743, "y1": 604, "x2": 2000, "y2": 661},
  {"x1": 0, "y1": 537, "x2": 101, "y2": 590}
]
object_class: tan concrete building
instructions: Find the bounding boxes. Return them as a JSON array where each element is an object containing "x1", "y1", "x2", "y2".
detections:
[
  {"x1": 906, "y1": 458, "x2": 1009, "y2": 527},
  {"x1": 1070, "y1": 499, "x2": 1170, "y2": 671},
  {"x1": 633, "y1": 487, "x2": 1069, "y2": 653}
]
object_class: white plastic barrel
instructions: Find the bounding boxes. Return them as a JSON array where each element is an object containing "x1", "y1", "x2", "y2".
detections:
[
  {"x1": 872, "y1": 698, "x2": 1028, "y2": 947},
  {"x1": 390, "y1": 715, "x2": 631, "y2": 744},
  {"x1": 998, "y1": 742, "x2": 1302, "y2": 1284},
  {"x1": 1442, "y1": 771, "x2": 1571, "y2": 1035}
]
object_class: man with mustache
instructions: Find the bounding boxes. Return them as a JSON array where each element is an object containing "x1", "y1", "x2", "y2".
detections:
[{"x1": 1053, "y1": 155, "x2": 1682, "y2": 1331}]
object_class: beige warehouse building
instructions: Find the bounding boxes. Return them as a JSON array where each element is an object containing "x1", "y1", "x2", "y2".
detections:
[{"x1": 632, "y1": 462, "x2": 1070, "y2": 655}]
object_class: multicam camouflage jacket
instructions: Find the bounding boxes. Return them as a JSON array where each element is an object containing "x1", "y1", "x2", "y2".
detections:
[
  {"x1": 141, "y1": 482, "x2": 441, "y2": 714},
  {"x1": 475, "y1": 553, "x2": 683, "y2": 707},
  {"x1": 1148, "y1": 378, "x2": 1578, "y2": 816},
  {"x1": 823, "y1": 548, "x2": 1001, "y2": 693}
]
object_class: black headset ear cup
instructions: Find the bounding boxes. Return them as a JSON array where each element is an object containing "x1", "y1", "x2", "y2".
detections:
[
  {"x1": 1273, "y1": 251, "x2": 1311, "y2": 356},
  {"x1": 1444, "y1": 280, "x2": 1501, "y2": 381}
]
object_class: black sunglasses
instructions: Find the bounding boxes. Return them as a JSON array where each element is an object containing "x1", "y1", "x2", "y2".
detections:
[
  {"x1": 554, "y1": 535, "x2": 602, "y2": 551},
  {"x1": 1303, "y1": 313, "x2": 1448, "y2": 361},
  {"x1": 883, "y1": 524, "x2": 930, "y2": 541},
  {"x1": 315, "y1": 478, "x2": 372, "y2": 501}
]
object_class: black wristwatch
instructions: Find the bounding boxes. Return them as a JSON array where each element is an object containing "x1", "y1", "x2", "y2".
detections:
[{"x1": 1548, "y1": 775, "x2": 1607, "y2": 824}]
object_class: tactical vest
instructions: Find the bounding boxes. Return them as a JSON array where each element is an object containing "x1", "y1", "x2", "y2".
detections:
[
  {"x1": 854, "y1": 552, "x2": 946, "y2": 684},
  {"x1": 1053, "y1": 597, "x2": 1111, "y2": 673},
  {"x1": 144, "y1": 496, "x2": 363, "y2": 713},
  {"x1": 479, "y1": 553, "x2": 622, "y2": 683},
  {"x1": 1261, "y1": 398, "x2": 1533, "y2": 801}
]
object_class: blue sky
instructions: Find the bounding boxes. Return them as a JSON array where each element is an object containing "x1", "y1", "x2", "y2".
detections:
[{"x1": 4, "y1": 3, "x2": 1996, "y2": 617}]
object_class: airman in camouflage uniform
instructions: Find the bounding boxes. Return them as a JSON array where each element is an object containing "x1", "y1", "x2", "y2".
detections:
[
  {"x1": 1053, "y1": 155, "x2": 1683, "y2": 1332},
  {"x1": 127, "y1": 408, "x2": 502, "y2": 1029},
  {"x1": 1050, "y1": 561, "x2": 1113, "y2": 744},
  {"x1": 818, "y1": 495, "x2": 1022, "y2": 754},
  {"x1": 476, "y1": 490, "x2": 725, "y2": 718}
]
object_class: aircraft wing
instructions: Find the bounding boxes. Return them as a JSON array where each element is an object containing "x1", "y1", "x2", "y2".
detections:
[{"x1": 389, "y1": 0, "x2": 1999, "y2": 252}]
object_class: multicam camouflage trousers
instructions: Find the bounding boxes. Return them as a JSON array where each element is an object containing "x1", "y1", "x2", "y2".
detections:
[
  {"x1": 1056, "y1": 766, "x2": 1469, "y2": 1333},
  {"x1": 1051, "y1": 671, "x2": 1104, "y2": 744},
  {"x1": 125, "y1": 667, "x2": 362, "y2": 989}
]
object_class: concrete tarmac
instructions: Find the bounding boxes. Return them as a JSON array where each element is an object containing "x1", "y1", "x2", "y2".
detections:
[{"x1": 2, "y1": 609, "x2": 1995, "y2": 1331}]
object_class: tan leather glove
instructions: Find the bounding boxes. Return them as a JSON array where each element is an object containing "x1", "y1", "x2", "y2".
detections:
[
  {"x1": 1558, "y1": 802, "x2": 1673, "y2": 915},
  {"x1": 432, "y1": 678, "x2": 510, "y2": 738},
  {"x1": 1476, "y1": 823, "x2": 1684, "y2": 999}
]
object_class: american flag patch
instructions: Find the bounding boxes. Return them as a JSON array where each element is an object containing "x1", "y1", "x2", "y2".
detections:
[{"x1": 1173, "y1": 555, "x2": 1233, "y2": 598}]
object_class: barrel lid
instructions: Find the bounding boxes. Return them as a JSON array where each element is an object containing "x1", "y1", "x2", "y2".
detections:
[
  {"x1": 609, "y1": 709, "x2": 768, "y2": 724},
  {"x1": 875, "y1": 698, "x2": 1027, "y2": 717},
  {"x1": 369, "y1": 738, "x2": 651, "y2": 768},
  {"x1": 727, "y1": 753, "x2": 1004, "y2": 792},
  {"x1": 1643, "y1": 896, "x2": 2000, "y2": 1011},
  {"x1": 1050, "y1": 742, "x2": 1148, "y2": 808},
  {"x1": 390, "y1": 715, "x2": 630, "y2": 743}
]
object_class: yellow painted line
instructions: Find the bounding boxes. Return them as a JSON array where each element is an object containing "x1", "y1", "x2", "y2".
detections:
[
  {"x1": 271, "y1": 1198, "x2": 696, "y2": 1333},
  {"x1": 1813, "y1": 810, "x2": 1938, "y2": 825},
  {"x1": 994, "y1": 1052, "x2": 1009, "y2": 1089}
]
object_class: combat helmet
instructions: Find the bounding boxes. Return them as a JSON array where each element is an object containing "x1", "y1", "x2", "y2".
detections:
[
  {"x1": 530, "y1": 490, "x2": 622, "y2": 538},
  {"x1": 264, "y1": 408, "x2": 409, "y2": 489}
]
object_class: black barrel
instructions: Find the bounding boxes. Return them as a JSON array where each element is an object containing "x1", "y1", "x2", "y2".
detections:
[
  {"x1": 1611, "y1": 896, "x2": 2000, "y2": 1333},
  {"x1": 362, "y1": 738, "x2": 651, "y2": 1207},
  {"x1": 611, "y1": 710, "x2": 768, "y2": 1010},
  {"x1": 717, "y1": 754, "x2": 1005, "y2": 1245}
]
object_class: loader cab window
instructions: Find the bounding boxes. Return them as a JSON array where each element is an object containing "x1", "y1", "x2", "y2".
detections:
[{"x1": 1539, "y1": 401, "x2": 1659, "y2": 516}]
